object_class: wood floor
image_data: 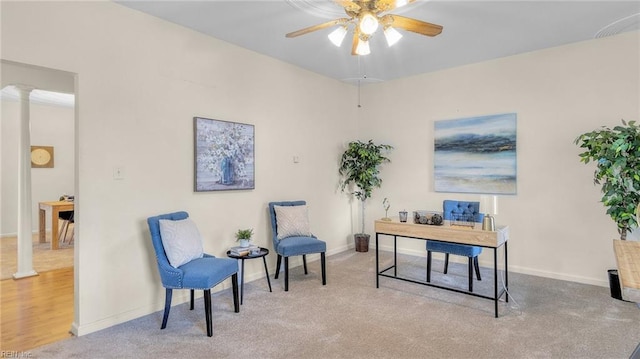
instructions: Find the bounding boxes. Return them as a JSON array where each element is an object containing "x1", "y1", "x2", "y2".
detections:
[{"x1": 0, "y1": 267, "x2": 74, "y2": 352}]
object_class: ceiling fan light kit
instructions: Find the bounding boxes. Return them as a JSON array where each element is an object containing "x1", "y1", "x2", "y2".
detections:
[
  {"x1": 286, "y1": 0, "x2": 442, "y2": 56},
  {"x1": 355, "y1": 38, "x2": 371, "y2": 55},
  {"x1": 383, "y1": 26, "x2": 402, "y2": 47},
  {"x1": 328, "y1": 25, "x2": 348, "y2": 46}
]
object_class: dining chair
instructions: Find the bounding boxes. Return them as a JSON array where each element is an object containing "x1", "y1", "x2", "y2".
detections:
[
  {"x1": 268, "y1": 201, "x2": 326, "y2": 291},
  {"x1": 58, "y1": 210, "x2": 74, "y2": 244},
  {"x1": 426, "y1": 200, "x2": 484, "y2": 292},
  {"x1": 147, "y1": 211, "x2": 239, "y2": 337}
]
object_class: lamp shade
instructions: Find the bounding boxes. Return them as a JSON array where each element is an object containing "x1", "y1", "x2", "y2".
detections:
[
  {"x1": 384, "y1": 26, "x2": 402, "y2": 47},
  {"x1": 355, "y1": 38, "x2": 371, "y2": 55},
  {"x1": 480, "y1": 195, "x2": 498, "y2": 215},
  {"x1": 328, "y1": 26, "x2": 347, "y2": 47}
]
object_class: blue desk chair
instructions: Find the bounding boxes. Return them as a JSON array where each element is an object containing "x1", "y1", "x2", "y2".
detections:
[
  {"x1": 268, "y1": 201, "x2": 326, "y2": 291},
  {"x1": 426, "y1": 200, "x2": 484, "y2": 292},
  {"x1": 147, "y1": 211, "x2": 239, "y2": 337}
]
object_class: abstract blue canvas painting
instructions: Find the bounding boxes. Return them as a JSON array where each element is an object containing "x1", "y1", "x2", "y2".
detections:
[
  {"x1": 434, "y1": 113, "x2": 517, "y2": 194},
  {"x1": 194, "y1": 117, "x2": 255, "y2": 191}
]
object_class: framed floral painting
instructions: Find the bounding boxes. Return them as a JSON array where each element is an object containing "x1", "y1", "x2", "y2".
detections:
[{"x1": 194, "y1": 117, "x2": 255, "y2": 191}]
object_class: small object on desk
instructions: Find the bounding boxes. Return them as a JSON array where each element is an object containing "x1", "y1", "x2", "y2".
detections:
[
  {"x1": 381, "y1": 197, "x2": 391, "y2": 221},
  {"x1": 399, "y1": 210, "x2": 408, "y2": 223},
  {"x1": 482, "y1": 214, "x2": 495, "y2": 231},
  {"x1": 450, "y1": 213, "x2": 475, "y2": 228},
  {"x1": 413, "y1": 211, "x2": 443, "y2": 225}
]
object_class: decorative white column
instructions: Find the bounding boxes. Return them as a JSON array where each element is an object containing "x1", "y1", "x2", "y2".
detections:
[{"x1": 13, "y1": 85, "x2": 38, "y2": 279}]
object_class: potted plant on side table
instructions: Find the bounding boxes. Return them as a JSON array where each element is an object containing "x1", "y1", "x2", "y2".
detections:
[
  {"x1": 235, "y1": 228, "x2": 254, "y2": 248},
  {"x1": 339, "y1": 140, "x2": 393, "y2": 252},
  {"x1": 575, "y1": 119, "x2": 640, "y2": 299}
]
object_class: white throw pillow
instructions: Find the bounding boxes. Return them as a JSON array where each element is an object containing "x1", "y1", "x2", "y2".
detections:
[
  {"x1": 274, "y1": 205, "x2": 312, "y2": 240},
  {"x1": 159, "y1": 218, "x2": 204, "y2": 268}
]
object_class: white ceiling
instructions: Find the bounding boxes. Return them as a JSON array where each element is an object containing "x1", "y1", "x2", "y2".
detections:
[{"x1": 118, "y1": 1, "x2": 640, "y2": 84}]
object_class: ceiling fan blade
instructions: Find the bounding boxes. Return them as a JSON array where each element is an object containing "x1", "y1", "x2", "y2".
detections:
[
  {"x1": 382, "y1": 14, "x2": 443, "y2": 37},
  {"x1": 286, "y1": 19, "x2": 348, "y2": 38}
]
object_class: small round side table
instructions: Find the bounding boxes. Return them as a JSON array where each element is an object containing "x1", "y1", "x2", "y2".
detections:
[{"x1": 226, "y1": 247, "x2": 272, "y2": 305}]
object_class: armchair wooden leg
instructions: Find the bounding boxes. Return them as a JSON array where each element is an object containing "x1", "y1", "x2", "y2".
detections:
[
  {"x1": 161, "y1": 288, "x2": 172, "y2": 330},
  {"x1": 468, "y1": 257, "x2": 474, "y2": 292},
  {"x1": 426, "y1": 251, "x2": 432, "y2": 282},
  {"x1": 190, "y1": 289, "x2": 195, "y2": 310},
  {"x1": 444, "y1": 253, "x2": 450, "y2": 274},
  {"x1": 321, "y1": 252, "x2": 326, "y2": 285},
  {"x1": 204, "y1": 289, "x2": 212, "y2": 337},
  {"x1": 275, "y1": 255, "x2": 282, "y2": 279},
  {"x1": 284, "y1": 257, "x2": 289, "y2": 292},
  {"x1": 474, "y1": 256, "x2": 482, "y2": 281},
  {"x1": 303, "y1": 255, "x2": 308, "y2": 275},
  {"x1": 231, "y1": 273, "x2": 240, "y2": 313}
]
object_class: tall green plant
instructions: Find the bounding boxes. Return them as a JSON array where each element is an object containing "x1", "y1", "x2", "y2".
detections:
[
  {"x1": 575, "y1": 119, "x2": 640, "y2": 240},
  {"x1": 339, "y1": 140, "x2": 393, "y2": 234}
]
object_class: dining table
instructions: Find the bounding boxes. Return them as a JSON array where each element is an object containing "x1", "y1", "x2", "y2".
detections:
[{"x1": 38, "y1": 200, "x2": 74, "y2": 250}]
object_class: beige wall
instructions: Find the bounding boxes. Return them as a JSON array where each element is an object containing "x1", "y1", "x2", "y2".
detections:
[
  {"x1": 1, "y1": 1, "x2": 357, "y2": 335},
  {"x1": 358, "y1": 30, "x2": 640, "y2": 285},
  {"x1": 2, "y1": 0, "x2": 639, "y2": 337}
]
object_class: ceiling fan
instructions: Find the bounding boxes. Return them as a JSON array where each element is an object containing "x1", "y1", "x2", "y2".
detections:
[{"x1": 285, "y1": 0, "x2": 443, "y2": 56}]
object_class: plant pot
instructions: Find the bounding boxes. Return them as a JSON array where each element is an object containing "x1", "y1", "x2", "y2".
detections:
[
  {"x1": 239, "y1": 239, "x2": 251, "y2": 248},
  {"x1": 608, "y1": 269, "x2": 624, "y2": 300},
  {"x1": 354, "y1": 233, "x2": 370, "y2": 252}
]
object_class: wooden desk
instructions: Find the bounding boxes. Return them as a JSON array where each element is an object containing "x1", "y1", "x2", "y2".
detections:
[
  {"x1": 375, "y1": 219, "x2": 509, "y2": 317},
  {"x1": 613, "y1": 239, "x2": 640, "y2": 303},
  {"x1": 39, "y1": 201, "x2": 74, "y2": 250}
]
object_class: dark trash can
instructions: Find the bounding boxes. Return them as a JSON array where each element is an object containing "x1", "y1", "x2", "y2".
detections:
[{"x1": 608, "y1": 269, "x2": 623, "y2": 300}]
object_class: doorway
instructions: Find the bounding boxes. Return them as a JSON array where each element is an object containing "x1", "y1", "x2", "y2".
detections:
[{"x1": 0, "y1": 59, "x2": 77, "y2": 351}]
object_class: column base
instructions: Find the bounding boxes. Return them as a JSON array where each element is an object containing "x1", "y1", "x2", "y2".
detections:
[{"x1": 13, "y1": 270, "x2": 39, "y2": 279}]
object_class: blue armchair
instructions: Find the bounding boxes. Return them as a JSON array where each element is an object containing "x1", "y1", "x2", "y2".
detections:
[
  {"x1": 426, "y1": 200, "x2": 484, "y2": 292},
  {"x1": 268, "y1": 201, "x2": 326, "y2": 291},
  {"x1": 147, "y1": 211, "x2": 239, "y2": 337}
]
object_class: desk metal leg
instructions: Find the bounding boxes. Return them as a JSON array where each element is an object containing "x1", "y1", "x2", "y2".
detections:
[
  {"x1": 493, "y1": 247, "x2": 498, "y2": 318},
  {"x1": 393, "y1": 235, "x2": 397, "y2": 277},
  {"x1": 240, "y1": 258, "x2": 245, "y2": 305},
  {"x1": 262, "y1": 256, "x2": 272, "y2": 292},
  {"x1": 376, "y1": 233, "x2": 379, "y2": 288},
  {"x1": 505, "y1": 241, "x2": 509, "y2": 303}
]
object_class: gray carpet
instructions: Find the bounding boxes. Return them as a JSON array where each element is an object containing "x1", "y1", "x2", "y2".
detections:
[{"x1": 31, "y1": 250, "x2": 640, "y2": 358}]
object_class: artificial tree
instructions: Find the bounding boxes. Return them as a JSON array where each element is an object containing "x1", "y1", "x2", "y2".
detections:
[
  {"x1": 575, "y1": 119, "x2": 640, "y2": 240},
  {"x1": 339, "y1": 140, "x2": 393, "y2": 252}
]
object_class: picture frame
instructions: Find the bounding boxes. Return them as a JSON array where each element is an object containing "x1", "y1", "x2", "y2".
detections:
[
  {"x1": 194, "y1": 117, "x2": 255, "y2": 192},
  {"x1": 30, "y1": 145, "x2": 54, "y2": 168},
  {"x1": 434, "y1": 113, "x2": 517, "y2": 194}
]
